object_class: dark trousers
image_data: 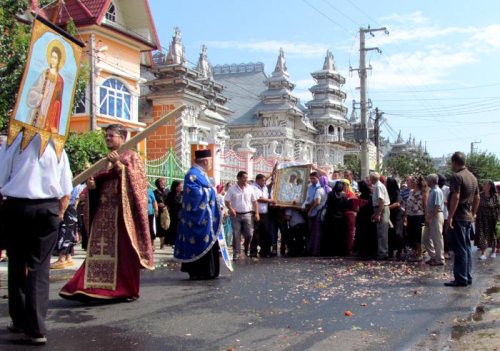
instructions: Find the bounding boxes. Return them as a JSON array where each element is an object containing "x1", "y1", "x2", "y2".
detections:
[
  {"x1": 250, "y1": 213, "x2": 272, "y2": 256},
  {"x1": 4, "y1": 198, "x2": 60, "y2": 337},
  {"x1": 449, "y1": 220, "x2": 473, "y2": 284}
]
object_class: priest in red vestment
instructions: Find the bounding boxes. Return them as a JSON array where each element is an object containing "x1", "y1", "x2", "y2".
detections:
[{"x1": 60, "y1": 124, "x2": 154, "y2": 302}]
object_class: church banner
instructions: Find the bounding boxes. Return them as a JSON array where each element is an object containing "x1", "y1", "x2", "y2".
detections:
[{"x1": 7, "y1": 16, "x2": 84, "y2": 158}]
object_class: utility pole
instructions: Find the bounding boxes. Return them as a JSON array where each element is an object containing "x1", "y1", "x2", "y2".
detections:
[
  {"x1": 89, "y1": 34, "x2": 96, "y2": 131},
  {"x1": 374, "y1": 107, "x2": 384, "y2": 167},
  {"x1": 351, "y1": 26, "x2": 389, "y2": 179},
  {"x1": 470, "y1": 140, "x2": 481, "y2": 155}
]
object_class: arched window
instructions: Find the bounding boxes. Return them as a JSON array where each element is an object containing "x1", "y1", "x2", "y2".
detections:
[
  {"x1": 106, "y1": 3, "x2": 116, "y2": 22},
  {"x1": 99, "y1": 79, "x2": 131, "y2": 120}
]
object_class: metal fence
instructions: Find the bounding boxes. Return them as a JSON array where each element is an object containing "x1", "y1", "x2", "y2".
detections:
[{"x1": 146, "y1": 147, "x2": 186, "y2": 189}]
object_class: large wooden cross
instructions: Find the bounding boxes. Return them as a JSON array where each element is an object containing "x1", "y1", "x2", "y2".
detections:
[{"x1": 72, "y1": 105, "x2": 186, "y2": 186}]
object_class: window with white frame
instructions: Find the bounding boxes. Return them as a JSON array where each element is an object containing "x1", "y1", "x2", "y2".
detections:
[
  {"x1": 105, "y1": 3, "x2": 116, "y2": 22},
  {"x1": 99, "y1": 78, "x2": 131, "y2": 120}
]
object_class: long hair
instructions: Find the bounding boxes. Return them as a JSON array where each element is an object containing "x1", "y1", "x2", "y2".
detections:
[
  {"x1": 386, "y1": 177, "x2": 400, "y2": 203},
  {"x1": 414, "y1": 175, "x2": 428, "y2": 192},
  {"x1": 358, "y1": 180, "x2": 372, "y2": 200},
  {"x1": 170, "y1": 180, "x2": 182, "y2": 194},
  {"x1": 484, "y1": 180, "x2": 497, "y2": 197}
]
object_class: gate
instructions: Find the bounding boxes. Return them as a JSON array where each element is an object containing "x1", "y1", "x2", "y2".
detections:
[
  {"x1": 219, "y1": 149, "x2": 245, "y2": 185},
  {"x1": 253, "y1": 155, "x2": 277, "y2": 177},
  {"x1": 146, "y1": 147, "x2": 187, "y2": 189}
]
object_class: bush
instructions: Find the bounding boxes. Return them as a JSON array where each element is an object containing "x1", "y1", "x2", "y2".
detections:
[{"x1": 65, "y1": 131, "x2": 107, "y2": 175}]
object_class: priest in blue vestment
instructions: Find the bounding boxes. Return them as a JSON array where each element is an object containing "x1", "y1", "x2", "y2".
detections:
[{"x1": 174, "y1": 149, "x2": 221, "y2": 279}]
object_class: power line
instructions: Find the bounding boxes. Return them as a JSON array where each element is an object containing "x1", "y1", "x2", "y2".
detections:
[
  {"x1": 370, "y1": 83, "x2": 500, "y2": 94},
  {"x1": 301, "y1": 0, "x2": 355, "y2": 38}
]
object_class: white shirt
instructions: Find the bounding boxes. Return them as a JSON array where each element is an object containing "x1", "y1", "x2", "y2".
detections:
[
  {"x1": 372, "y1": 180, "x2": 390, "y2": 207},
  {"x1": 253, "y1": 183, "x2": 270, "y2": 214},
  {"x1": 0, "y1": 133, "x2": 72, "y2": 199},
  {"x1": 284, "y1": 208, "x2": 305, "y2": 227},
  {"x1": 224, "y1": 183, "x2": 258, "y2": 213},
  {"x1": 441, "y1": 185, "x2": 450, "y2": 220}
]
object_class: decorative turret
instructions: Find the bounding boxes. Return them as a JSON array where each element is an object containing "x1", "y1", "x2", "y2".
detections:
[
  {"x1": 322, "y1": 49, "x2": 336, "y2": 71},
  {"x1": 165, "y1": 27, "x2": 186, "y2": 66},
  {"x1": 306, "y1": 50, "x2": 349, "y2": 143},
  {"x1": 196, "y1": 44, "x2": 212, "y2": 80},
  {"x1": 395, "y1": 130, "x2": 404, "y2": 144},
  {"x1": 273, "y1": 48, "x2": 288, "y2": 78},
  {"x1": 260, "y1": 48, "x2": 300, "y2": 108}
]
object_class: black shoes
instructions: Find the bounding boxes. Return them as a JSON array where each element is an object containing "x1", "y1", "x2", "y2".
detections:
[
  {"x1": 7, "y1": 324, "x2": 24, "y2": 333},
  {"x1": 444, "y1": 280, "x2": 468, "y2": 287}
]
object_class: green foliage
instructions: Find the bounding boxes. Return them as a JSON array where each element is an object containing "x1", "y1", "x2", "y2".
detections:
[
  {"x1": 0, "y1": 0, "x2": 30, "y2": 131},
  {"x1": 0, "y1": 2, "x2": 88, "y2": 131},
  {"x1": 383, "y1": 152, "x2": 436, "y2": 179},
  {"x1": 343, "y1": 154, "x2": 361, "y2": 180},
  {"x1": 466, "y1": 152, "x2": 500, "y2": 181},
  {"x1": 74, "y1": 62, "x2": 89, "y2": 111},
  {"x1": 65, "y1": 131, "x2": 108, "y2": 175}
]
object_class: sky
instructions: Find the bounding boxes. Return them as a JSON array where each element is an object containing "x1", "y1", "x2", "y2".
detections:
[{"x1": 148, "y1": 0, "x2": 500, "y2": 158}]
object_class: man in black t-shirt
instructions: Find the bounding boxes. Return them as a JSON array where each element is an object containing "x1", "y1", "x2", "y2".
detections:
[{"x1": 445, "y1": 152, "x2": 480, "y2": 287}]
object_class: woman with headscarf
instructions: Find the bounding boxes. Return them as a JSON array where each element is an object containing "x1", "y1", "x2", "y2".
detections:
[
  {"x1": 322, "y1": 181, "x2": 350, "y2": 256},
  {"x1": 319, "y1": 175, "x2": 332, "y2": 194},
  {"x1": 475, "y1": 180, "x2": 500, "y2": 260},
  {"x1": 354, "y1": 180, "x2": 377, "y2": 258},
  {"x1": 165, "y1": 180, "x2": 183, "y2": 246},
  {"x1": 342, "y1": 179, "x2": 357, "y2": 255},
  {"x1": 386, "y1": 177, "x2": 404, "y2": 260}
]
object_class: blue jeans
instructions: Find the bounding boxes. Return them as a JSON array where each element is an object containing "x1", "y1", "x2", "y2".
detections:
[{"x1": 449, "y1": 221, "x2": 473, "y2": 284}]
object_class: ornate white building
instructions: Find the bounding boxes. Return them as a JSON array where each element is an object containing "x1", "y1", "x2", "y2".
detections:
[
  {"x1": 214, "y1": 49, "x2": 357, "y2": 167},
  {"x1": 144, "y1": 28, "x2": 360, "y2": 171}
]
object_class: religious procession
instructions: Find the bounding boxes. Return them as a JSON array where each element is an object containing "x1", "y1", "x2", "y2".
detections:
[{"x1": 1, "y1": 1, "x2": 500, "y2": 350}]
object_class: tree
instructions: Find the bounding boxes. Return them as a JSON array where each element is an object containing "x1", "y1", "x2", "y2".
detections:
[
  {"x1": 383, "y1": 152, "x2": 436, "y2": 179},
  {"x1": 0, "y1": 0, "x2": 88, "y2": 132},
  {"x1": 65, "y1": 131, "x2": 107, "y2": 175},
  {"x1": 343, "y1": 154, "x2": 361, "y2": 180},
  {"x1": 466, "y1": 151, "x2": 500, "y2": 181},
  {"x1": 0, "y1": 0, "x2": 31, "y2": 131}
]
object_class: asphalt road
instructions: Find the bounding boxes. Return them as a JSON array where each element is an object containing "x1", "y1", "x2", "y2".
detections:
[{"x1": 0, "y1": 253, "x2": 498, "y2": 351}]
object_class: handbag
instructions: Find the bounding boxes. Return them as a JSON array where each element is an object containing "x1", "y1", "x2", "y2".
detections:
[{"x1": 160, "y1": 209, "x2": 170, "y2": 230}]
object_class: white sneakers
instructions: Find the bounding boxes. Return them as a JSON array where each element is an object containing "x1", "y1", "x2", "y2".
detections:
[
  {"x1": 479, "y1": 255, "x2": 487, "y2": 260},
  {"x1": 491, "y1": 253, "x2": 497, "y2": 259}
]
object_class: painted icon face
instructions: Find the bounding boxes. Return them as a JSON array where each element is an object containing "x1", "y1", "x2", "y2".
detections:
[{"x1": 50, "y1": 51, "x2": 60, "y2": 70}]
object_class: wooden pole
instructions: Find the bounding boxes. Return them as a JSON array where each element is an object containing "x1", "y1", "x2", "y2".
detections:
[{"x1": 72, "y1": 105, "x2": 186, "y2": 186}]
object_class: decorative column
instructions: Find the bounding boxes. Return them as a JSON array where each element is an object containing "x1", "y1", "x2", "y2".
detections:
[
  {"x1": 238, "y1": 148, "x2": 256, "y2": 180},
  {"x1": 238, "y1": 133, "x2": 256, "y2": 179}
]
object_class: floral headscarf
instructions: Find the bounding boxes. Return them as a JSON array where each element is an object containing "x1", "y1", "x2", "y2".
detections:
[{"x1": 341, "y1": 179, "x2": 355, "y2": 199}]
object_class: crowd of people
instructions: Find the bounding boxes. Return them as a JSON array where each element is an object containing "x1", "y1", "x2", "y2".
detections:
[
  {"x1": 202, "y1": 162, "x2": 498, "y2": 270},
  {"x1": 1, "y1": 127, "x2": 499, "y2": 345}
]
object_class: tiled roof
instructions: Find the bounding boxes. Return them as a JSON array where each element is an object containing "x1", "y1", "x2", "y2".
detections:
[
  {"x1": 32, "y1": 0, "x2": 159, "y2": 52},
  {"x1": 36, "y1": 0, "x2": 108, "y2": 26},
  {"x1": 214, "y1": 70, "x2": 268, "y2": 126}
]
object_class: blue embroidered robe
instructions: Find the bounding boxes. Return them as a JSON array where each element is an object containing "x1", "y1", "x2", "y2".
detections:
[{"x1": 174, "y1": 165, "x2": 220, "y2": 262}]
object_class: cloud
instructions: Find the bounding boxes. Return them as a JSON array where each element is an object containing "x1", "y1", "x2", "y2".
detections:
[
  {"x1": 466, "y1": 24, "x2": 500, "y2": 52},
  {"x1": 367, "y1": 50, "x2": 478, "y2": 90},
  {"x1": 349, "y1": 12, "x2": 497, "y2": 90},
  {"x1": 207, "y1": 40, "x2": 329, "y2": 58},
  {"x1": 380, "y1": 11, "x2": 428, "y2": 25}
]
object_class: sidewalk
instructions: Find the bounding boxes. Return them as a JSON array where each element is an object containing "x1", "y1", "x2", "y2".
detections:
[{"x1": 445, "y1": 274, "x2": 500, "y2": 350}]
